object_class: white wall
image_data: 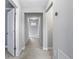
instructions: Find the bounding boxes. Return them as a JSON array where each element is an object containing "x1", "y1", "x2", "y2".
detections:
[
  {"x1": 43, "y1": 12, "x2": 48, "y2": 50},
  {"x1": 19, "y1": 10, "x2": 25, "y2": 53},
  {"x1": 22, "y1": 8, "x2": 43, "y2": 13},
  {"x1": 46, "y1": 5, "x2": 53, "y2": 48},
  {"x1": 52, "y1": 0, "x2": 73, "y2": 59},
  {"x1": 43, "y1": 0, "x2": 54, "y2": 50},
  {"x1": 44, "y1": 0, "x2": 73, "y2": 59},
  {"x1": 19, "y1": 0, "x2": 48, "y2": 12}
]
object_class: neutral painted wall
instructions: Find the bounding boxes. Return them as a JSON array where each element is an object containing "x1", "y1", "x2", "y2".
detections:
[
  {"x1": 43, "y1": 0, "x2": 54, "y2": 50},
  {"x1": 46, "y1": 6, "x2": 53, "y2": 48},
  {"x1": 52, "y1": 0, "x2": 73, "y2": 59},
  {"x1": 22, "y1": 8, "x2": 44, "y2": 13},
  {"x1": 43, "y1": 12, "x2": 48, "y2": 50},
  {"x1": 19, "y1": 0, "x2": 48, "y2": 11},
  {"x1": 44, "y1": 0, "x2": 73, "y2": 59},
  {"x1": 24, "y1": 13, "x2": 43, "y2": 47}
]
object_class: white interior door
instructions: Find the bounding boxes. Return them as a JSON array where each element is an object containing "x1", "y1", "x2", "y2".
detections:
[{"x1": 7, "y1": 9, "x2": 15, "y2": 56}]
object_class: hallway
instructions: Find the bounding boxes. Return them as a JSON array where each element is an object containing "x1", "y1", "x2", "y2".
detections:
[
  {"x1": 5, "y1": 38, "x2": 52, "y2": 59},
  {"x1": 5, "y1": 0, "x2": 73, "y2": 59},
  {"x1": 20, "y1": 38, "x2": 52, "y2": 59}
]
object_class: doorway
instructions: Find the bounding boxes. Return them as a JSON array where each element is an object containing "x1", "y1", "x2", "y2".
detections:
[
  {"x1": 24, "y1": 13, "x2": 43, "y2": 48},
  {"x1": 28, "y1": 17, "x2": 40, "y2": 39},
  {"x1": 5, "y1": 0, "x2": 16, "y2": 57}
]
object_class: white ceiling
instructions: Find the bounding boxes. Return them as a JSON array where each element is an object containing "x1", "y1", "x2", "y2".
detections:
[{"x1": 19, "y1": 0, "x2": 48, "y2": 10}]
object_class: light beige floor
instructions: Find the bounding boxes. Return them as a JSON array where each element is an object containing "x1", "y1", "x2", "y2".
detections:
[
  {"x1": 5, "y1": 38, "x2": 52, "y2": 59},
  {"x1": 5, "y1": 49, "x2": 19, "y2": 59}
]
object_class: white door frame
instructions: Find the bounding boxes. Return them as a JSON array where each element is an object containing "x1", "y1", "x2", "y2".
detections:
[{"x1": 43, "y1": 2, "x2": 53, "y2": 50}]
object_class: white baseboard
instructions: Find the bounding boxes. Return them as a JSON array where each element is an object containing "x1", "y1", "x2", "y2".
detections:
[
  {"x1": 22, "y1": 46, "x2": 25, "y2": 50},
  {"x1": 43, "y1": 48, "x2": 48, "y2": 50},
  {"x1": 16, "y1": 46, "x2": 25, "y2": 56},
  {"x1": 48, "y1": 47, "x2": 53, "y2": 49},
  {"x1": 43, "y1": 47, "x2": 53, "y2": 50}
]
